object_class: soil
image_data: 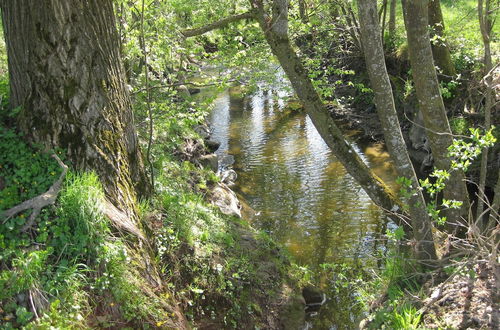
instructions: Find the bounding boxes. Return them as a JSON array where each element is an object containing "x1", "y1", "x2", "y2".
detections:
[{"x1": 422, "y1": 263, "x2": 499, "y2": 329}]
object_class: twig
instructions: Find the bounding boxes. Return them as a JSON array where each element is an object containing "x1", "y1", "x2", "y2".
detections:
[
  {"x1": 29, "y1": 289, "x2": 39, "y2": 319},
  {"x1": 2, "y1": 154, "x2": 68, "y2": 231}
]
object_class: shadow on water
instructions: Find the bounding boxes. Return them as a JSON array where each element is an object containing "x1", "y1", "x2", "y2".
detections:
[{"x1": 209, "y1": 80, "x2": 397, "y2": 329}]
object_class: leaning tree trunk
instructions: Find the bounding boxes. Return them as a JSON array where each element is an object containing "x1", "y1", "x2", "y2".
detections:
[
  {"x1": 428, "y1": 0, "x2": 455, "y2": 77},
  {"x1": 248, "y1": 0, "x2": 401, "y2": 216},
  {"x1": 0, "y1": 0, "x2": 150, "y2": 216},
  {"x1": 357, "y1": 0, "x2": 437, "y2": 265},
  {"x1": 402, "y1": 0, "x2": 470, "y2": 233}
]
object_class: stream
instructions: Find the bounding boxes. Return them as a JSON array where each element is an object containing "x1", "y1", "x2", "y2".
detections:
[{"x1": 208, "y1": 78, "x2": 398, "y2": 329}]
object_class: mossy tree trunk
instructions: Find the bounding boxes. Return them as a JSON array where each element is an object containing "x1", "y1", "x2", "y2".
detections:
[
  {"x1": 428, "y1": 0, "x2": 455, "y2": 76},
  {"x1": 248, "y1": 0, "x2": 401, "y2": 216},
  {"x1": 402, "y1": 0, "x2": 470, "y2": 232},
  {"x1": 0, "y1": 0, "x2": 150, "y2": 216},
  {"x1": 357, "y1": 0, "x2": 437, "y2": 265}
]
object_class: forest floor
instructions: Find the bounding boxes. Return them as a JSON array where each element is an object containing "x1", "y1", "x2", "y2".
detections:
[{"x1": 422, "y1": 262, "x2": 499, "y2": 329}]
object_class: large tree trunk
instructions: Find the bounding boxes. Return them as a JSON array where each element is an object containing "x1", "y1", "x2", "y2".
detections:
[
  {"x1": 0, "y1": 0, "x2": 150, "y2": 216},
  {"x1": 357, "y1": 0, "x2": 437, "y2": 265},
  {"x1": 248, "y1": 0, "x2": 401, "y2": 217},
  {"x1": 428, "y1": 0, "x2": 455, "y2": 76},
  {"x1": 402, "y1": 0, "x2": 470, "y2": 232}
]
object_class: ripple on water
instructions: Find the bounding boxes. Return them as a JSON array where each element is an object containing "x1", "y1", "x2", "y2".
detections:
[{"x1": 209, "y1": 82, "x2": 395, "y2": 329}]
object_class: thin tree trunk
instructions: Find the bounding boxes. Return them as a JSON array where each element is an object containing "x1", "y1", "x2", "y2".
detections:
[
  {"x1": 428, "y1": 0, "x2": 455, "y2": 76},
  {"x1": 298, "y1": 0, "x2": 308, "y2": 23},
  {"x1": 491, "y1": 169, "x2": 500, "y2": 227},
  {"x1": 388, "y1": 0, "x2": 396, "y2": 39},
  {"x1": 477, "y1": 0, "x2": 494, "y2": 229},
  {"x1": 380, "y1": 0, "x2": 388, "y2": 40},
  {"x1": 0, "y1": 0, "x2": 150, "y2": 216},
  {"x1": 402, "y1": 0, "x2": 470, "y2": 233},
  {"x1": 357, "y1": 0, "x2": 437, "y2": 265},
  {"x1": 248, "y1": 0, "x2": 401, "y2": 217}
]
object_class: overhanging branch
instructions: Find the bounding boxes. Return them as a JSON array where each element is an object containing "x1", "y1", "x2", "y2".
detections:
[{"x1": 181, "y1": 10, "x2": 256, "y2": 38}]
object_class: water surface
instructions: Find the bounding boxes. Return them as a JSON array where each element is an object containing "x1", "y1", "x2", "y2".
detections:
[{"x1": 209, "y1": 82, "x2": 396, "y2": 329}]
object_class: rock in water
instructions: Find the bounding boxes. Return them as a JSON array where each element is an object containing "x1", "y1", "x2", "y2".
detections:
[
  {"x1": 199, "y1": 153, "x2": 218, "y2": 172},
  {"x1": 205, "y1": 139, "x2": 221, "y2": 152},
  {"x1": 194, "y1": 124, "x2": 211, "y2": 139},
  {"x1": 210, "y1": 183, "x2": 241, "y2": 217},
  {"x1": 302, "y1": 285, "x2": 326, "y2": 313},
  {"x1": 220, "y1": 169, "x2": 237, "y2": 185}
]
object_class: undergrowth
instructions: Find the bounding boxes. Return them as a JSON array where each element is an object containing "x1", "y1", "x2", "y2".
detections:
[{"x1": 1, "y1": 60, "x2": 301, "y2": 328}]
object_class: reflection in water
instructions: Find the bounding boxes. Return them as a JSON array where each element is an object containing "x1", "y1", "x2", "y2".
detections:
[{"x1": 209, "y1": 83, "x2": 396, "y2": 329}]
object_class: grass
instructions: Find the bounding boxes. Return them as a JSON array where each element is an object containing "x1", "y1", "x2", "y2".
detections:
[
  {"x1": 0, "y1": 64, "x2": 301, "y2": 328},
  {"x1": 389, "y1": 0, "x2": 498, "y2": 69}
]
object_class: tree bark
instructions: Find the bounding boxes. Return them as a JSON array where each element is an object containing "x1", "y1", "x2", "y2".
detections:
[
  {"x1": 298, "y1": 0, "x2": 308, "y2": 23},
  {"x1": 491, "y1": 169, "x2": 500, "y2": 228},
  {"x1": 402, "y1": 0, "x2": 470, "y2": 232},
  {"x1": 0, "y1": 0, "x2": 150, "y2": 216},
  {"x1": 248, "y1": 0, "x2": 401, "y2": 217},
  {"x1": 357, "y1": 0, "x2": 437, "y2": 265},
  {"x1": 388, "y1": 0, "x2": 396, "y2": 39},
  {"x1": 380, "y1": 0, "x2": 388, "y2": 40},
  {"x1": 428, "y1": 0, "x2": 455, "y2": 76},
  {"x1": 477, "y1": 0, "x2": 494, "y2": 228}
]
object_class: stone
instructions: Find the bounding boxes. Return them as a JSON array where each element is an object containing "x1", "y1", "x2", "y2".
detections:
[
  {"x1": 188, "y1": 87, "x2": 201, "y2": 95},
  {"x1": 176, "y1": 84, "x2": 191, "y2": 98},
  {"x1": 219, "y1": 154, "x2": 235, "y2": 168},
  {"x1": 210, "y1": 183, "x2": 241, "y2": 217},
  {"x1": 302, "y1": 285, "x2": 325, "y2": 313},
  {"x1": 220, "y1": 169, "x2": 237, "y2": 185},
  {"x1": 199, "y1": 153, "x2": 218, "y2": 172},
  {"x1": 194, "y1": 124, "x2": 211, "y2": 139},
  {"x1": 205, "y1": 139, "x2": 220, "y2": 152}
]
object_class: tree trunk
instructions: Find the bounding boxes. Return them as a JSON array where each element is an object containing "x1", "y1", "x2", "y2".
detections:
[
  {"x1": 402, "y1": 0, "x2": 470, "y2": 232},
  {"x1": 249, "y1": 0, "x2": 401, "y2": 217},
  {"x1": 380, "y1": 0, "x2": 388, "y2": 40},
  {"x1": 491, "y1": 169, "x2": 500, "y2": 228},
  {"x1": 0, "y1": 0, "x2": 150, "y2": 216},
  {"x1": 357, "y1": 0, "x2": 437, "y2": 265},
  {"x1": 477, "y1": 0, "x2": 493, "y2": 229},
  {"x1": 428, "y1": 0, "x2": 455, "y2": 76},
  {"x1": 298, "y1": 0, "x2": 308, "y2": 23},
  {"x1": 388, "y1": 0, "x2": 396, "y2": 39}
]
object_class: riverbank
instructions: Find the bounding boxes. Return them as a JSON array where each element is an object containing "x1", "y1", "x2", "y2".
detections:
[{"x1": 0, "y1": 78, "x2": 309, "y2": 329}]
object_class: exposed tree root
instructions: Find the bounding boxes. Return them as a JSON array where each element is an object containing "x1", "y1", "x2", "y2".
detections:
[{"x1": 1, "y1": 154, "x2": 68, "y2": 231}]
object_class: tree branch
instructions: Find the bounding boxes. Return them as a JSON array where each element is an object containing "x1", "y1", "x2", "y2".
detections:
[
  {"x1": 181, "y1": 10, "x2": 256, "y2": 38},
  {"x1": 2, "y1": 154, "x2": 68, "y2": 231}
]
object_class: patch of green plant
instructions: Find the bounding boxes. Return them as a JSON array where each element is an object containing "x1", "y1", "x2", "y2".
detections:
[
  {"x1": 1, "y1": 168, "x2": 172, "y2": 328},
  {"x1": 0, "y1": 128, "x2": 63, "y2": 211},
  {"x1": 439, "y1": 75, "x2": 460, "y2": 99},
  {"x1": 449, "y1": 117, "x2": 469, "y2": 135}
]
